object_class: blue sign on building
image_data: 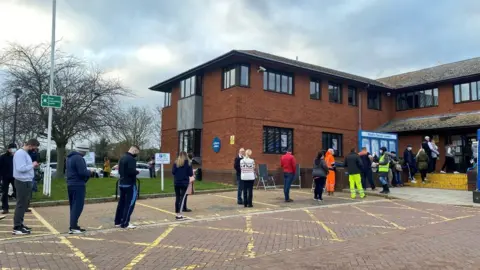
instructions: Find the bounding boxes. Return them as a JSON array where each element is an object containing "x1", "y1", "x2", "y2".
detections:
[
  {"x1": 476, "y1": 129, "x2": 479, "y2": 190},
  {"x1": 358, "y1": 130, "x2": 398, "y2": 158},
  {"x1": 212, "y1": 137, "x2": 221, "y2": 153}
]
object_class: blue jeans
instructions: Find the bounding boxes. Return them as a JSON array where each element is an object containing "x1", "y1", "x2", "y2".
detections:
[
  {"x1": 379, "y1": 175, "x2": 388, "y2": 186},
  {"x1": 236, "y1": 175, "x2": 244, "y2": 203},
  {"x1": 68, "y1": 185, "x2": 86, "y2": 230},
  {"x1": 283, "y1": 173, "x2": 294, "y2": 201},
  {"x1": 394, "y1": 171, "x2": 402, "y2": 186}
]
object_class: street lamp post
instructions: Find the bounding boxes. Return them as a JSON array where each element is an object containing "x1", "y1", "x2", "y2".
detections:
[{"x1": 12, "y1": 88, "x2": 23, "y2": 144}]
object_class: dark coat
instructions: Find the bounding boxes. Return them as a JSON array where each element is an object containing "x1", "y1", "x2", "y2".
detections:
[
  {"x1": 403, "y1": 149, "x2": 415, "y2": 166},
  {"x1": 0, "y1": 152, "x2": 14, "y2": 180},
  {"x1": 416, "y1": 151, "x2": 429, "y2": 171},
  {"x1": 233, "y1": 155, "x2": 243, "y2": 176},
  {"x1": 172, "y1": 160, "x2": 193, "y2": 187},
  {"x1": 343, "y1": 152, "x2": 364, "y2": 175},
  {"x1": 119, "y1": 152, "x2": 138, "y2": 186},
  {"x1": 66, "y1": 152, "x2": 91, "y2": 186}
]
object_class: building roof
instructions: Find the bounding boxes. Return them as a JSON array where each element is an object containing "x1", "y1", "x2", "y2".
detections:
[
  {"x1": 377, "y1": 57, "x2": 480, "y2": 89},
  {"x1": 375, "y1": 111, "x2": 480, "y2": 133}
]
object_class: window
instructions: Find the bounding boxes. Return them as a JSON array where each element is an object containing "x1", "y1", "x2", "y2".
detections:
[
  {"x1": 348, "y1": 86, "x2": 357, "y2": 106},
  {"x1": 263, "y1": 126, "x2": 293, "y2": 154},
  {"x1": 396, "y1": 88, "x2": 439, "y2": 111},
  {"x1": 223, "y1": 65, "x2": 250, "y2": 89},
  {"x1": 180, "y1": 75, "x2": 202, "y2": 98},
  {"x1": 263, "y1": 70, "x2": 293, "y2": 95},
  {"x1": 367, "y1": 91, "x2": 381, "y2": 110},
  {"x1": 328, "y1": 82, "x2": 342, "y2": 103},
  {"x1": 310, "y1": 79, "x2": 321, "y2": 100},
  {"x1": 454, "y1": 81, "x2": 480, "y2": 103},
  {"x1": 178, "y1": 129, "x2": 202, "y2": 157},
  {"x1": 322, "y1": 132, "x2": 343, "y2": 157},
  {"x1": 163, "y1": 92, "x2": 171, "y2": 107}
]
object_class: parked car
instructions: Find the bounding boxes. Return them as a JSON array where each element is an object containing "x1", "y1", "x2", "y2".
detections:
[
  {"x1": 40, "y1": 162, "x2": 102, "y2": 178},
  {"x1": 110, "y1": 162, "x2": 150, "y2": 179}
]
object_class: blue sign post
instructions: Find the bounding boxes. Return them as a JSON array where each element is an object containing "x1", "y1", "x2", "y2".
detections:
[
  {"x1": 476, "y1": 129, "x2": 480, "y2": 191},
  {"x1": 358, "y1": 130, "x2": 398, "y2": 157},
  {"x1": 212, "y1": 137, "x2": 221, "y2": 153}
]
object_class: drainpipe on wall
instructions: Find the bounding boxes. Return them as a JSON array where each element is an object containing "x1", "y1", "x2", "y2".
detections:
[{"x1": 358, "y1": 91, "x2": 362, "y2": 131}]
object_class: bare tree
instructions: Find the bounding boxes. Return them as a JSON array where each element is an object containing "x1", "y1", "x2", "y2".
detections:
[
  {"x1": 0, "y1": 43, "x2": 129, "y2": 178},
  {"x1": 112, "y1": 106, "x2": 154, "y2": 149}
]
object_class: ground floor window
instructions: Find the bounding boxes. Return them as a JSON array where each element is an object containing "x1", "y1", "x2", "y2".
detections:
[
  {"x1": 263, "y1": 126, "x2": 293, "y2": 154},
  {"x1": 322, "y1": 132, "x2": 343, "y2": 157},
  {"x1": 178, "y1": 129, "x2": 202, "y2": 157}
]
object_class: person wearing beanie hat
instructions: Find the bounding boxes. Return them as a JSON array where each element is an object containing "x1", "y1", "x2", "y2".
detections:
[
  {"x1": 403, "y1": 144, "x2": 417, "y2": 183},
  {"x1": 372, "y1": 146, "x2": 391, "y2": 194},
  {"x1": 66, "y1": 142, "x2": 93, "y2": 234},
  {"x1": 0, "y1": 143, "x2": 17, "y2": 214}
]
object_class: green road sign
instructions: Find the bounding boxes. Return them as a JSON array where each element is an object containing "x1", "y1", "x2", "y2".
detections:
[{"x1": 41, "y1": 94, "x2": 62, "y2": 109}]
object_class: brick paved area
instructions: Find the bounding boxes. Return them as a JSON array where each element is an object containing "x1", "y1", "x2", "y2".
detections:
[{"x1": 1, "y1": 189, "x2": 480, "y2": 269}]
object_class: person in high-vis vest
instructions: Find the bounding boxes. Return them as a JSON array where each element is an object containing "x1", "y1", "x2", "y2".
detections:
[
  {"x1": 374, "y1": 147, "x2": 391, "y2": 194},
  {"x1": 343, "y1": 148, "x2": 365, "y2": 199}
]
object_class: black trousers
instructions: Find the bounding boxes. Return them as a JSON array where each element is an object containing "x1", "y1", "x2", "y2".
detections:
[
  {"x1": 174, "y1": 185, "x2": 188, "y2": 213},
  {"x1": 1, "y1": 177, "x2": 15, "y2": 210},
  {"x1": 420, "y1": 170, "x2": 427, "y2": 181},
  {"x1": 242, "y1": 180, "x2": 254, "y2": 206},
  {"x1": 313, "y1": 177, "x2": 326, "y2": 200},
  {"x1": 114, "y1": 185, "x2": 137, "y2": 228},
  {"x1": 441, "y1": 157, "x2": 456, "y2": 172}
]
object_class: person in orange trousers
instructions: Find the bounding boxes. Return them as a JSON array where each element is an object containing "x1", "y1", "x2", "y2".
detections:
[{"x1": 325, "y1": 148, "x2": 336, "y2": 195}]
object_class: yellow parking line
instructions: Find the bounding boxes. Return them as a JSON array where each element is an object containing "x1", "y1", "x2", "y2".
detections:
[
  {"x1": 292, "y1": 190, "x2": 355, "y2": 201},
  {"x1": 389, "y1": 201, "x2": 449, "y2": 220},
  {"x1": 31, "y1": 208, "x2": 97, "y2": 270},
  {"x1": 123, "y1": 225, "x2": 176, "y2": 270},
  {"x1": 0, "y1": 250, "x2": 74, "y2": 257},
  {"x1": 245, "y1": 216, "x2": 256, "y2": 258},
  {"x1": 67, "y1": 236, "x2": 150, "y2": 246},
  {"x1": 0, "y1": 233, "x2": 53, "y2": 241},
  {"x1": 304, "y1": 210, "x2": 342, "y2": 241},
  {"x1": 136, "y1": 202, "x2": 192, "y2": 219},
  {"x1": 214, "y1": 194, "x2": 279, "y2": 208},
  {"x1": 0, "y1": 224, "x2": 45, "y2": 227},
  {"x1": 352, "y1": 205, "x2": 406, "y2": 230}
]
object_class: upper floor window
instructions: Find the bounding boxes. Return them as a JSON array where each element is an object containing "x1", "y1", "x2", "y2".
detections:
[
  {"x1": 396, "y1": 88, "x2": 438, "y2": 111},
  {"x1": 348, "y1": 86, "x2": 357, "y2": 106},
  {"x1": 164, "y1": 92, "x2": 171, "y2": 107},
  {"x1": 310, "y1": 79, "x2": 321, "y2": 100},
  {"x1": 263, "y1": 126, "x2": 293, "y2": 154},
  {"x1": 454, "y1": 81, "x2": 479, "y2": 103},
  {"x1": 367, "y1": 91, "x2": 381, "y2": 110},
  {"x1": 223, "y1": 65, "x2": 250, "y2": 89},
  {"x1": 328, "y1": 82, "x2": 342, "y2": 103},
  {"x1": 180, "y1": 75, "x2": 202, "y2": 98},
  {"x1": 263, "y1": 70, "x2": 293, "y2": 95}
]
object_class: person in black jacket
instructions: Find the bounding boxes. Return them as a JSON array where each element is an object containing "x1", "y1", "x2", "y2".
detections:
[
  {"x1": 114, "y1": 145, "x2": 140, "y2": 229},
  {"x1": 403, "y1": 145, "x2": 417, "y2": 182},
  {"x1": 0, "y1": 144, "x2": 17, "y2": 214},
  {"x1": 344, "y1": 148, "x2": 365, "y2": 199},
  {"x1": 233, "y1": 148, "x2": 245, "y2": 205},
  {"x1": 172, "y1": 151, "x2": 193, "y2": 220}
]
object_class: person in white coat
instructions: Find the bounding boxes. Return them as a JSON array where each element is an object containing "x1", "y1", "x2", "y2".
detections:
[{"x1": 240, "y1": 149, "x2": 255, "y2": 208}]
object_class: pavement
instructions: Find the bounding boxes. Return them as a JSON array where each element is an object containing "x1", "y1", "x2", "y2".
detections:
[{"x1": 1, "y1": 188, "x2": 480, "y2": 269}]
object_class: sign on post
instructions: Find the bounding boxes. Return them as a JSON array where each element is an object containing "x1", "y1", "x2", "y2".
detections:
[
  {"x1": 155, "y1": 153, "x2": 171, "y2": 191},
  {"x1": 83, "y1": 152, "x2": 95, "y2": 165},
  {"x1": 41, "y1": 94, "x2": 63, "y2": 108}
]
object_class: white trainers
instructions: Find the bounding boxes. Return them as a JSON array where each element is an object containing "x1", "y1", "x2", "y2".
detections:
[
  {"x1": 454, "y1": 171, "x2": 460, "y2": 174},
  {"x1": 440, "y1": 171, "x2": 446, "y2": 174},
  {"x1": 126, "y1": 224, "x2": 137, "y2": 229},
  {"x1": 411, "y1": 180, "x2": 417, "y2": 184}
]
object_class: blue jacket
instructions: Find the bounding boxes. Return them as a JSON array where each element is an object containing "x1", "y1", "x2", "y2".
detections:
[
  {"x1": 66, "y1": 152, "x2": 91, "y2": 186},
  {"x1": 119, "y1": 152, "x2": 137, "y2": 186},
  {"x1": 172, "y1": 160, "x2": 193, "y2": 187}
]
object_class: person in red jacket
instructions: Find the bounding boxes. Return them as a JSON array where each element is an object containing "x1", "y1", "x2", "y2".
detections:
[{"x1": 280, "y1": 149, "x2": 296, "y2": 202}]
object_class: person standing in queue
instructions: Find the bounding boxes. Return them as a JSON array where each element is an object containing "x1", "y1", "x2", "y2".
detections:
[
  {"x1": 234, "y1": 148, "x2": 245, "y2": 205},
  {"x1": 358, "y1": 147, "x2": 375, "y2": 191},
  {"x1": 1, "y1": 143, "x2": 17, "y2": 214},
  {"x1": 344, "y1": 148, "x2": 365, "y2": 199},
  {"x1": 416, "y1": 147, "x2": 429, "y2": 184},
  {"x1": 325, "y1": 148, "x2": 336, "y2": 196},
  {"x1": 172, "y1": 151, "x2": 192, "y2": 220},
  {"x1": 12, "y1": 139, "x2": 40, "y2": 235},
  {"x1": 312, "y1": 151, "x2": 329, "y2": 202},
  {"x1": 373, "y1": 146, "x2": 391, "y2": 194},
  {"x1": 181, "y1": 153, "x2": 195, "y2": 213},
  {"x1": 280, "y1": 148, "x2": 296, "y2": 202},
  {"x1": 114, "y1": 145, "x2": 140, "y2": 229},
  {"x1": 403, "y1": 145, "x2": 417, "y2": 183},
  {"x1": 66, "y1": 142, "x2": 94, "y2": 234},
  {"x1": 240, "y1": 149, "x2": 255, "y2": 208}
]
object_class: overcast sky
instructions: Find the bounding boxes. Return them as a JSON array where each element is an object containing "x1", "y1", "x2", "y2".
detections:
[{"x1": 1, "y1": 0, "x2": 480, "y2": 108}]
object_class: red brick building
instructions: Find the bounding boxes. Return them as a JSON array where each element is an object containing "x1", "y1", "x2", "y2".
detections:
[{"x1": 150, "y1": 50, "x2": 480, "y2": 182}]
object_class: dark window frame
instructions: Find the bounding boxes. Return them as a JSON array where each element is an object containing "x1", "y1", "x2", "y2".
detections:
[
  {"x1": 328, "y1": 81, "x2": 342, "y2": 104},
  {"x1": 322, "y1": 132, "x2": 343, "y2": 157},
  {"x1": 178, "y1": 129, "x2": 202, "y2": 158},
  {"x1": 348, "y1": 86, "x2": 357, "y2": 106},
  {"x1": 180, "y1": 75, "x2": 203, "y2": 99},
  {"x1": 222, "y1": 64, "x2": 250, "y2": 90},
  {"x1": 262, "y1": 126, "x2": 294, "y2": 154},
  {"x1": 309, "y1": 78, "x2": 321, "y2": 100},
  {"x1": 367, "y1": 90, "x2": 382, "y2": 110},
  {"x1": 163, "y1": 92, "x2": 172, "y2": 108},
  {"x1": 262, "y1": 69, "x2": 294, "y2": 95},
  {"x1": 453, "y1": 80, "x2": 480, "y2": 104},
  {"x1": 396, "y1": 88, "x2": 439, "y2": 111}
]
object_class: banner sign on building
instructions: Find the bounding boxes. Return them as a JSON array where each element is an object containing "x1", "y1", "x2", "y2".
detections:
[{"x1": 358, "y1": 130, "x2": 398, "y2": 158}]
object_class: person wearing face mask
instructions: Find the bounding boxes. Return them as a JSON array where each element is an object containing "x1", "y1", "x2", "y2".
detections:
[
  {"x1": 12, "y1": 139, "x2": 40, "y2": 235},
  {"x1": 373, "y1": 146, "x2": 390, "y2": 194},
  {"x1": 403, "y1": 145, "x2": 417, "y2": 183},
  {"x1": 66, "y1": 142, "x2": 94, "y2": 234},
  {"x1": 0, "y1": 143, "x2": 17, "y2": 214},
  {"x1": 114, "y1": 145, "x2": 140, "y2": 229}
]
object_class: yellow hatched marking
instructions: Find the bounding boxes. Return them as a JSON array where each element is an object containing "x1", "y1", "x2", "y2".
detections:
[
  {"x1": 123, "y1": 225, "x2": 176, "y2": 270},
  {"x1": 67, "y1": 236, "x2": 150, "y2": 246},
  {"x1": 0, "y1": 250, "x2": 74, "y2": 257},
  {"x1": 292, "y1": 190, "x2": 355, "y2": 200},
  {"x1": 389, "y1": 201, "x2": 449, "y2": 220},
  {"x1": 31, "y1": 208, "x2": 97, "y2": 270},
  {"x1": 171, "y1": 263, "x2": 207, "y2": 270},
  {"x1": 245, "y1": 216, "x2": 256, "y2": 258},
  {"x1": 136, "y1": 202, "x2": 194, "y2": 219},
  {"x1": 262, "y1": 216, "x2": 398, "y2": 230},
  {"x1": 158, "y1": 244, "x2": 218, "y2": 253},
  {"x1": 304, "y1": 210, "x2": 342, "y2": 241},
  {"x1": 352, "y1": 205, "x2": 406, "y2": 230},
  {"x1": 0, "y1": 233, "x2": 52, "y2": 241},
  {"x1": 214, "y1": 194, "x2": 279, "y2": 207},
  {"x1": 0, "y1": 224, "x2": 45, "y2": 228},
  {"x1": 1, "y1": 268, "x2": 49, "y2": 270}
]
